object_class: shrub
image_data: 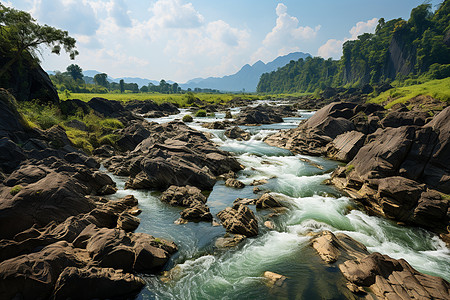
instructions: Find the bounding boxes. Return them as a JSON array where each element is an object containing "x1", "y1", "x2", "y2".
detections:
[
  {"x1": 195, "y1": 109, "x2": 207, "y2": 117},
  {"x1": 10, "y1": 185, "x2": 22, "y2": 196},
  {"x1": 182, "y1": 114, "x2": 193, "y2": 122},
  {"x1": 100, "y1": 118, "x2": 124, "y2": 130},
  {"x1": 98, "y1": 134, "x2": 120, "y2": 146}
]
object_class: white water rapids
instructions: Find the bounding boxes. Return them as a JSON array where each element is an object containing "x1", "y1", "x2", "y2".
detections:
[{"x1": 105, "y1": 105, "x2": 449, "y2": 299}]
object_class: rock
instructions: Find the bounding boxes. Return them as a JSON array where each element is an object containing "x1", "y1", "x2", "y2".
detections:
[
  {"x1": 93, "y1": 145, "x2": 116, "y2": 157},
  {"x1": 202, "y1": 120, "x2": 233, "y2": 129},
  {"x1": 65, "y1": 119, "x2": 88, "y2": 131},
  {"x1": 60, "y1": 99, "x2": 91, "y2": 116},
  {"x1": 0, "y1": 89, "x2": 29, "y2": 143},
  {"x1": 215, "y1": 234, "x2": 246, "y2": 248},
  {"x1": 125, "y1": 100, "x2": 179, "y2": 116},
  {"x1": 326, "y1": 131, "x2": 366, "y2": 162},
  {"x1": 310, "y1": 231, "x2": 369, "y2": 264},
  {"x1": 115, "y1": 120, "x2": 153, "y2": 151},
  {"x1": 84, "y1": 227, "x2": 177, "y2": 272},
  {"x1": 224, "y1": 126, "x2": 251, "y2": 141},
  {"x1": 52, "y1": 267, "x2": 145, "y2": 300},
  {"x1": 160, "y1": 185, "x2": 206, "y2": 207},
  {"x1": 250, "y1": 179, "x2": 268, "y2": 186},
  {"x1": 256, "y1": 193, "x2": 282, "y2": 209},
  {"x1": 217, "y1": 204, "x2": 258, "y2": 237},
  {"x1": 264, "y1": 220, "x2": 275, "y2": 229},
  {"x1": 233, "y1": 198, "x2": 257, "y2": 206},
  {"x1": 179, "y1": 203, "x2": 213, "y2": 222},
  {"x1": 263, "y1": 271, "x2": 287, "y2": 288},
  {"x1": 235, "y1": 105, "x2": 284, "y2": 125},
  {"x1": 381, "y1": 110, "x2": 429, "y2": 128},
  {"x1": 106, "y1": 121, "x2": 242, "y2": 191},
  {"x1": 264, "y1": 102, "x2": 358, "y2": 155},
  {"x1": 225, "y1": 110, "x2": 233, "y2": 119},
  {"x1": 117, "y1": 213, "x2": 140, "y2": 232},
  {"x1": 0, "y1": 137, "x2": 26, "y2": 173},
  {"x1": 339, "y1": 252, "x2": 450, "y2": 299},
  {"x1": 225, "y1": 178, "x2": 245, "y2": 189}
]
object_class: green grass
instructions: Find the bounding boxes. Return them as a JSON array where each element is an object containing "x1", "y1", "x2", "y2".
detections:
[
  {"x1": 369, "y1": 78, "x2": 450, "y2": 109},
  {"x1": 59, "y1": 92, "x2": 262, "y2": 107}
]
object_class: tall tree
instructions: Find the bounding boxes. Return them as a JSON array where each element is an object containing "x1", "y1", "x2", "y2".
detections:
[
  {"x1": 119, "y1": 79, "x2": 125, "y2": 93},
  {"x1": 0, "y1": 4, "x2": 78, "y2": 77},
  {"x1": 66, "y1": 64, "x2": 83, "y2": 81},
  {"x1": 94, "y1": 73, "x2": 109, "y2": 88}
]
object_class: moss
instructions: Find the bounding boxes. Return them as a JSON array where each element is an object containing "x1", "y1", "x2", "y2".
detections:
[
  {"x1": 345, "y1": 164, "x2": 355, "y2": 174},
  {"x1": 100, "y1": 118, "x2": 124, "y2": 130},
  {"x1": 195, "y1": 109, "x2": 207, "y2": 117},
  {"x1": 10, "y1": 185, "x2": 22, "y2": 196},
  {"x1": 182, "y1": 114, "x2": 193, "y2": 122}
]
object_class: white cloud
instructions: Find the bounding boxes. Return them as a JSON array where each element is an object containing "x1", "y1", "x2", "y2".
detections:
[
  {"x1": 317, "y1": 17, "x2": 378, "y2": 59},
  {"x1": 317, "y1": 39, "x2": 343, "y2": 59},
  {"x1": 31, "y1": 0, "x2": 100, "y2": 36},
  {"x1": 150, "y1": 0, "x2": 204, "y2": 29},
  {"x1": 252, "y1": 3, "x2": 320, "y2": 63},
  {"x1": 350, "y1": 17, "x2": 378, "y2": 39},
  {"x1": 111, "y1": 0, "x2": 132, "y2": 27}
]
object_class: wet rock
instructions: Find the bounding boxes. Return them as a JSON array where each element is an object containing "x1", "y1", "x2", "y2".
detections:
[
  {"x1": 225, "y1": 178, "x2": 245, "y2": 189},
  {"x1": 224, "y1": 126, "x2": 251, "y2": 141},
  {"x1": 52, "y1": 266, "x2": 145, "y2": 300},
  {"x1": 233, "y1": 198, "x2": 257, "y2": 206},
  {"x1": 202, "y1": 120, "x2": 234, "y2": 129},
  {"x1": 340, "y1": 252, "x2": 450, "y2": 299},
  {"x1": 263, "y1": 271, "x2": 288, "y2": 288},
  {"x1": 179, "y1": 203, "x2": 213, "y2": 222},
  {"x1": 235, "y1": 105, "x2": 284, "y2": 125},
  {"x1": 310, "y1": 231, "x2": 369, "y2": 264},
  {"x1": 217, "y1": 204, "x2": 258, "y2": 237},
  {"x1": 256, "y1": 193, "x2": 282, "y2": 209},
  {"x1": 264, "y1": 220, "x2": 275, "y2": 229},
  {"x1": 160, "y1": 185, "x2": 206, "y2": 207},
  {"x1": 250, "y1": 179, "x2": 268, "y2": 186},
  {"x1": 215, "y1": 234, "x2": 246, "y2": 248}
]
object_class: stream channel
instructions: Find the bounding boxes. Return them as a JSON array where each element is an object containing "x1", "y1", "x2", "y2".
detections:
[{"x1": 106, "y1": 101, "x2": 449, "y2": 299}]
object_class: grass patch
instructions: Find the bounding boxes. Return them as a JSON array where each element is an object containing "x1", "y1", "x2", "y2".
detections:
[
  {"x1": 345, "y1": 164, "x2": 355, "y2": 174},
  {"x1": 369, "y1": 78, "x2": 450, "y2": 109},
  {"x1": 10, "y1": 185, "x2": 22, "y2": 196}
]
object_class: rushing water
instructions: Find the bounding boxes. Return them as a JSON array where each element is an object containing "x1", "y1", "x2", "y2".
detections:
[{"x1": 106, "y1": 105, "x2": 450, "y2": 299}]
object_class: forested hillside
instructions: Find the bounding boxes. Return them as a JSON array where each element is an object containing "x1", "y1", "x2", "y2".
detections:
[{"x1": 257, "y1": 1, "x2": 450, "y2": 93}]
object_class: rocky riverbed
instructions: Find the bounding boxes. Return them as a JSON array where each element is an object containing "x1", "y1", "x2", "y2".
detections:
[{"x1": 0, "y1": 90, "x2": 449, "y2": 299}]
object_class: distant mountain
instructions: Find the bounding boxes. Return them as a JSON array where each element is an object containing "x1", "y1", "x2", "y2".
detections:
[{"x1": 180, "y1": 52, "x2": 311, "y2": 92}]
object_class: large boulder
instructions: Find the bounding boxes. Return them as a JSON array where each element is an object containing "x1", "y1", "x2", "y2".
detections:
[
  {"x1": 217, "y1": 204, "x2": 258, "y2": 237},
  {"x1": 224, "y1": 126, "x2": 251, "y2": 141},
  {"x1": 235, "y1": 105, "x2": 284, "y2": 125},
  {"x1": 326, "y1": 131, "x2": 366, "y2": 162},
  {"x1": 160, "y1": 185, "x2": 206, "y2": 207},
  {"x1": 340, "y1": 252, "x2": 450, "y2": 299},
  {"x1": 104, "y1": 121, "x2": 242, "y2": 191}
]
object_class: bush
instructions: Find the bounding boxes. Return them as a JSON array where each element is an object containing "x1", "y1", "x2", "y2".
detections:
[
  {"x1": 195, "y1": 109, "x2": 207, "y2": 117},
  {"x1": 182, "y1": 114, "x2": 193, "y2": 122},
  {"x1": 98, "y1": 134, "x2": 120, "y2": 146},
  {"x1": 100, "y1": 118, "x2": 124, "y2": 130},
  {"x1": 10, "y1": 185, "x2": 22, "y2": 196}
]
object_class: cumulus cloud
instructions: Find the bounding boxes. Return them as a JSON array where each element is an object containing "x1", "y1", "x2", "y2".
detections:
[
  {"x1": 31, "y1": 0, "x2": 100, "y2": 36},
  {"x1": 150, "y1": 0, "x2": 204, "y2": 29},
  {"x1": 318, "y1": 17, "x2": 378, "y2": 59},
  {"x1": 252, "y1": 3, "x2": 320, "y2": 63},
  {"x1": 110, "y1": 0, "x2": 132, "y2": 27}
]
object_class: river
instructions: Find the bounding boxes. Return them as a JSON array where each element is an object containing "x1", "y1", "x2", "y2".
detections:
[{"x1": 106, "y1": 103, "x2": 449, "y2": 299}]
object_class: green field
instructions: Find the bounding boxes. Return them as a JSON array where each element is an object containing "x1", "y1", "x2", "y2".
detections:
[
  {"x1": 370, "y1": 77, "x2": 450, "y2": 109},
  {"x1": 59, "y1": 92, "x2": 263, "y2": 107}
]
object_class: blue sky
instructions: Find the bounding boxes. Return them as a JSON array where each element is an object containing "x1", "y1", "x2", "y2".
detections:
[{"x1": 7, "y1": 0, "x2": 443, "y2": 82}]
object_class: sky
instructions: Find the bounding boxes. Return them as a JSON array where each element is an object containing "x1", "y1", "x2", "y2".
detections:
[{"x1": 7, "y1": 0, "x2": 443, "y2": 83}]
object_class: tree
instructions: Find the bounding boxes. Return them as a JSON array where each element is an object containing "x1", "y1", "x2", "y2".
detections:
[
  {"x1": 140, "y1": 85, "x2": 148, "y2": 93},
  {"x1": 94, "y1": 73, "x2": 109, "y2": 88},
  {"x1": 119, "y1": 79, "x2": 125, "y2": 93},
  {"x1": 0, "y1": 4, "x2": 78, "y2": 77},
  {"x1": 66, "y1": 64, "x2": 83, "y2": 81}
]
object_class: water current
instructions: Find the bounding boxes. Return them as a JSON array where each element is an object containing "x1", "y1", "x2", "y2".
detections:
[{"x1": 106, "y1": 102, "x2": 449, "y2": 299}]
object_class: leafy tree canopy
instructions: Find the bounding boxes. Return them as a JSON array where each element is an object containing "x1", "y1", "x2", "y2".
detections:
[
  {"x1": 66, "y1": 64, "x2": 83, "y2": 81},
  {"x1": 0, "y1": 4, "x2": 78, "y2": 77}
]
